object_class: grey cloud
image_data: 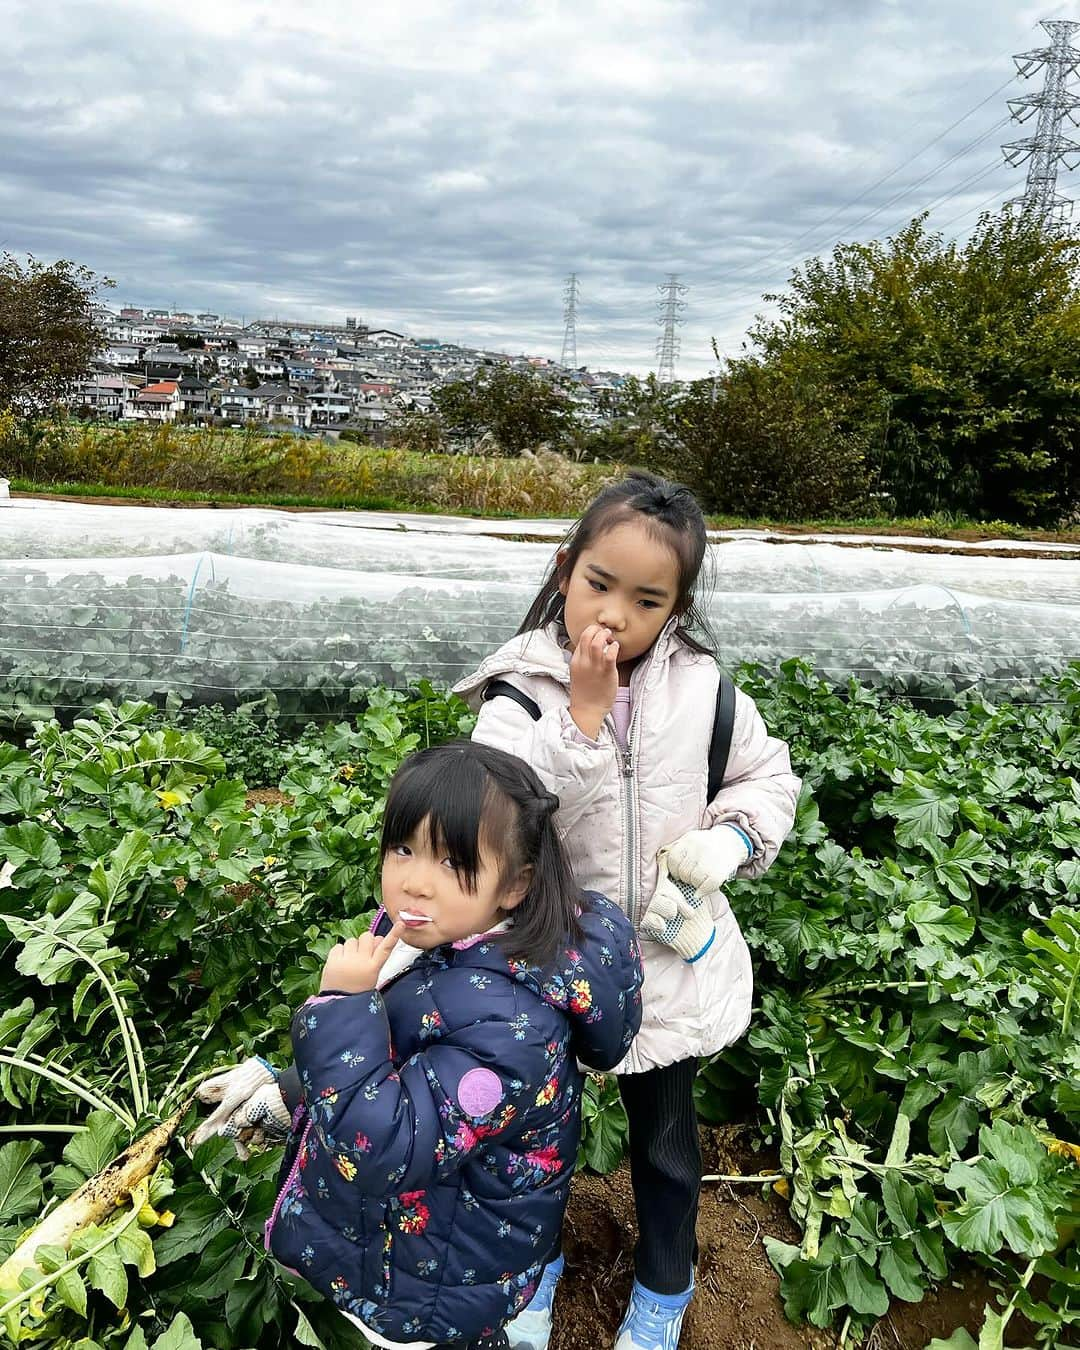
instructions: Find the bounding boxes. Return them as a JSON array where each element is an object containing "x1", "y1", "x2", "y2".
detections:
[{"x1": 0, "y1": 0, "x2": 1067, "y2": 373}]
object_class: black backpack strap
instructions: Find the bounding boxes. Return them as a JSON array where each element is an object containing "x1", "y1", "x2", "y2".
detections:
[
  {"x1": 482, "y1": 678, "x2": 542, "y2": 723},
  {"x1": 708, "y1": 673, "x2": 737, "y2": 801}
]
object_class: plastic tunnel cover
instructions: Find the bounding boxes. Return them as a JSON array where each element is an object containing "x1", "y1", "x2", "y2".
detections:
[
  {"x1": 2, "y1": 550, "x2": 1078, "y2": 724},
  {"x1": 5, "y1": 500, "x2": 1080, "y2": 602}
]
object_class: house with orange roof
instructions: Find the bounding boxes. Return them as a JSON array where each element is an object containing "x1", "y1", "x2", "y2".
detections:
[{"x1": 132, "y1": 380, "x2": 182, "y2": 422}]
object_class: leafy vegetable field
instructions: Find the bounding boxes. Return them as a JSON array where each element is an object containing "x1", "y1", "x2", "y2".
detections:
[{"x1": 0, "y1": 666, "x2": 1077, "y2": 1349}]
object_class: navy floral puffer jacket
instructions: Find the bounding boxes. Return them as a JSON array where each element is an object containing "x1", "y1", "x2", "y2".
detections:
[{"x1": 265, "y1": 893, "x2": 642, "y2": 1346}]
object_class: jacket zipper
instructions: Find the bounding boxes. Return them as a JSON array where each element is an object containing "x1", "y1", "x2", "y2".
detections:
[
  {"x1": 264, "y1": 1113, "x2": 311, "y2": 1253},
  {"x1": 611, "y1": 674, "x2": 645, "y2": 927}
]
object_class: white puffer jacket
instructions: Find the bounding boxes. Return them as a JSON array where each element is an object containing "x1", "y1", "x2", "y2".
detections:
[{"x1": 453, "y1": 621, "x2": 801, "y2": 1075}]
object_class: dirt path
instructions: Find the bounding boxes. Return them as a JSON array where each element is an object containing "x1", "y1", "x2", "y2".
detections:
[
  {"x1": 14, "y1": 490, "x2": 1080, "y2": 556},
  {"x1": 553, "y1": 1127, "x2": 1019, "y2": 1350}
]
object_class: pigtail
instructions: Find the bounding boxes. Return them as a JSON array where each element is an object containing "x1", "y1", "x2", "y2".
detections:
[{"x1": 503, "y1": 790, "x2": 583, "y2": 968}]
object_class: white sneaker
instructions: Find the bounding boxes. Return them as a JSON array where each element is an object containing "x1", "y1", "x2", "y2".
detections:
[
  {"x1": 506, "y1": 1255, "x2": 564, "y2": 1350},
  {"x1": 613, "y1": 1278, "x2": 693, "y2": 1350}
]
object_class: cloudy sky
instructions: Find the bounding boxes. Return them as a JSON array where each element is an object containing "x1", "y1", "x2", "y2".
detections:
[{"x1": 3, "y1": 0, "x2": 1075, "y2": 376}]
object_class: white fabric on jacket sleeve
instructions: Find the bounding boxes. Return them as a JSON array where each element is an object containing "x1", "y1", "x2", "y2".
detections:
[
  {"x1": 702, "y1": 688, "x2": 801, "y2": 879},
  {"x1": 472, "y1": 693, "x2": 612, "y2": 833}
]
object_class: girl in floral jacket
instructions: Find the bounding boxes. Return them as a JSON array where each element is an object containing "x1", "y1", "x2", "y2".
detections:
[{"x1": 256, "y1": 742, "x2": 643, "y2": 1349}]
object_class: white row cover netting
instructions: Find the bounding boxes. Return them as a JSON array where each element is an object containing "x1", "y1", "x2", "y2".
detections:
[
  {"x1": 5, "y1": 501, "x2": 1080, "y2": 602},
  {"x1": 3, "y1": 552, "x2": 1078, "y2": 723}
]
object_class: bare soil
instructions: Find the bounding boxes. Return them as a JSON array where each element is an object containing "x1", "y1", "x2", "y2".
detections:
[
  {"x1": 552, "y1": 1126, "x2": 1018, "y2": 1350},
  {"x1": 244, "y1": 788, "x2": 292, "y2": 808}
]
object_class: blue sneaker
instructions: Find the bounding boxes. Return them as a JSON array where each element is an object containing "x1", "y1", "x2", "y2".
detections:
[
  {"x1": 614, "y1": 1278, "x2": 694, "y2": 1350},
  {"x1": 505, "y1": 1254, "x2": 564, "y2": 1350}
]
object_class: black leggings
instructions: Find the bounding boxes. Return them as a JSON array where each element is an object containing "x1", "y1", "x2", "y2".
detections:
[{"x1": 618, "y1": 1058, "x2": 700, "y2": 1295}]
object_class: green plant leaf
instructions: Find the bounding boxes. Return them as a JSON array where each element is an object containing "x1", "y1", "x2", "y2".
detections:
[
  {"x1": 55, "y1": 1266, "x2": 89, "y2": 1317},
  {"x1": 942, "y1": 1121, "x2": 1060, "y2": 1257},
  {"x1": 876, "y1": 775, "x2": 958, "y2": 847},
  {"x1": 926, "y1": 1333, "x2": 978, "y2": 1350},
  {"x1": 879, "y1": 1237, "x2": 925, "y2": 1302},
  {"x1": 0, "y1": 1140, "x2": 43, "y2": 1223},
  {"x1": 87, "y1": 1239, "x2": 128, "y2": 1309},
  {"x1": 115, "y1": 1223, "x2": 156, "y2": 1277},
  {"x1": 4, "y1": 890, "x2": 113, "y2": 985},
  {"x1": 579, "y1": 1076, "x2": 628, "y2": 1175},
  {"x1": 0, "y1": 821, "x2": 62, "y2": 882},
  {"x1": 151, "y1": 1312, "x2": 203, "y2": 1350},
  {"x1": 50, "y1": 1111, "x2": 128, "y2": 1197},
  {"x1": 906, "y1": 900, "x2": 976, "y2": 949}
]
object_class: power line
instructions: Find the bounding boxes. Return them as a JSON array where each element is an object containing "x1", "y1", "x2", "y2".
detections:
[
  {"x1": 936, "y1": 183, "x2": 1014, "y2": 234},
  {"x1": 694, "y1": 14, "x2": 1077, "y2": 304},
  {"x1": 699, "y1": 75, "x2": 1020, "y2": 298},
  {"x1": 695, "y1": 113, "x2": 1014, "y2": 307}
]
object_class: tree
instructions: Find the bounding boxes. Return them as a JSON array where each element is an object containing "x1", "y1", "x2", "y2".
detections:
[
  {"x1": 0, "y1": 254, "x2": 112, "y2": 415},
  {"x1": 432, "y1": 365, "x2": 577, "y2": 455},
  {"x1": 659, "y1": 363, "x2": 870, "y2": 519},
  {"x1": 740, "y1": 211, "x2": 1080, "y2": 526}
]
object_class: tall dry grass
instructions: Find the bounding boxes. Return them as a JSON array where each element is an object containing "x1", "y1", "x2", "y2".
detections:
[{"x1": 2, "y1": 418, "x2": 617, "y2": 515}]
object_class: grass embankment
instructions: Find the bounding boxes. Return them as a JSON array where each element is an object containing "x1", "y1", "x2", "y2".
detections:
[
  {"x1": 3, "y1": 421, "x2": 613, "y2": 517},
  {"x1": 8, "y1": 421, "x2": 1080, "y2": 541}
]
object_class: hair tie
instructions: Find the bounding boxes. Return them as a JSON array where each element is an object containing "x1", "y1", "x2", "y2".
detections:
[{"x1": 538, "y1": 790, "x2": 560, "y2": 818}]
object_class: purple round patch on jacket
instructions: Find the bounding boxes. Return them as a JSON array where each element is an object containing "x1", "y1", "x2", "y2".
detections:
[{"x1": 457, "y1": 1067, "x2": 504, "y2": 1117}]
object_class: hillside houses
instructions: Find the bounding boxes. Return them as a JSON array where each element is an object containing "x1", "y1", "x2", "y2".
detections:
[{"x1": 67, "y1": 303, "x2": 627, "y2": 431}]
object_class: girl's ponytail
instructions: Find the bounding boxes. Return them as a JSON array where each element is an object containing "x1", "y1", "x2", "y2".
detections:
[{"x1": 507, "y1": 786, "x2": 582, "y2": 967}]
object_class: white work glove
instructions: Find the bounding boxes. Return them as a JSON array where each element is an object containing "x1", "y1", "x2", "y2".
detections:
[
  {"x1": 660, "y1": 825, "x2": 753, "y2": 894},
  {"x1": 190, "y1": 1057, "x2": 289, "y2": 1157},
  {"x1": 640, "y1": 864, "x2": 717, "y2": 963},
  {"x1": 218, "y1": 1082, "x2": 292, "y2": 1159}
]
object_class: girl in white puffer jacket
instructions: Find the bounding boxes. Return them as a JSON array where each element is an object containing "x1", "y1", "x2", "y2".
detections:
[{"x1": 453, "y1": 472, "x2": 800, "y2": 1350}]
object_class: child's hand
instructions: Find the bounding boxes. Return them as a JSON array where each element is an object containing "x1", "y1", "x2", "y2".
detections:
[
  {"x1": 569, "y1": 622, "x2": 619, "y2": 739},
  {"x1": 320, "y1": 921, "x2": 407, "y2": 993}
]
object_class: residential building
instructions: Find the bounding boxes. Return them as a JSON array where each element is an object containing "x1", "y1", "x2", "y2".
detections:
[
  {"x1": 365, "y1": 329, "x2": 406, "y2": 348},
  {"x1": 132, "y1": 380, "x2": 182, "y2": 422},
  {"x1": 101, "y1": 341, "x2": 144, "y2": 367},
  {"x1": 237, "y1": 337, "x2": 273, "y2": 358},
  {"x1": 219, "y1": 385, "x2": 268, "y2": 422},
  {"x1": 265, "y1": 391, "x2": 311, "y2": 427},
  {"x1": 178, "y1": 377, "x2": 212, "y2": 420},
  {"x1": 309, "y1": 390, "x2": 354, "y2": 425},
  {"x1": 252, "y1": 357, "x2": 287, "y2": 379},
  {"x1": 69, "y1": 373, "x2": 131, "y2": 420}
]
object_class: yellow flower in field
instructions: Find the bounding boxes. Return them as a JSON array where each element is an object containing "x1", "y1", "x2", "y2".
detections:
[
  {"x1": 338, "y1": 763, "x2": 357, "y2": 780},
  {"x1": 262, "y1": 855, "x2": 279, "y2": 868},
  {"x1": 155, "y1": 788, "x2": 187, "y2": 810},
  {"x1": 1047, "y1": 1137, "x2": 1080, "y2": 1164}
]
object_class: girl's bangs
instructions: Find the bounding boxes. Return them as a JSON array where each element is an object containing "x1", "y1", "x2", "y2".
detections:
[{"x1": 381, "y1": 748, "x2": 507, "y2": 891}]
